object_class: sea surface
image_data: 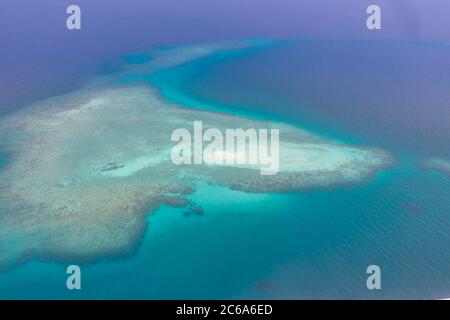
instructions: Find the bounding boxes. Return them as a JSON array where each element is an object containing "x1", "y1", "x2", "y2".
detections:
[
  {"x1": 0, "y1": 154, "x2": 5, "y2": 168},
  {"x1": 0, "y1": 39, "x2": 449, "y2": 299}
]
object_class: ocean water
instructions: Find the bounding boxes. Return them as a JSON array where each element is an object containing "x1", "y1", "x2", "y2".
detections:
[
  {"x1": 0, "y1": 154, "x2": 5, "y2": 168},
  {"x1": 147, "y1": 40, "x2": 450, "y2": 298},
  {"x1": 0, "y1": 40, "x2": 450, "y2": 299},
  {"x1": 151, "y1": 40, "x2": 450, "y2": 157}
]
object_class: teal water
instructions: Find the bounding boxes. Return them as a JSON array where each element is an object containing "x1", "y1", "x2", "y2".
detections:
[
  {"x1": 1, "y1": 169, "x2": 449, "y2": 299},
  {"x1": 121, "y1": 53, "x2": 152, "y2": 65},
  {"x1": 145, "y1": 40, "x2": 450, "y2": 298},
  {"x1": 0, "y1": 40, "x2": 449, "y2": 299},
  {"x1": 0, "y1": 154, "x2": 6, "y2": 169}
]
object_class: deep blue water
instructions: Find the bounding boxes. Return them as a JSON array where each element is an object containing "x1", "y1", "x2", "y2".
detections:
[{"x1": 0, "y1": 40, "x2": 450, "y2": 299}]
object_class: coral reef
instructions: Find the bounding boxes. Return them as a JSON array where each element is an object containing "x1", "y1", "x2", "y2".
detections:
[{"x1": 0, "y1": 42, "x2": 394, "y2": 271}]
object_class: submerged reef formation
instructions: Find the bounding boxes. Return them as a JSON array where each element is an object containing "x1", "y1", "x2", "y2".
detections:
[
  {"x1": 0, "y1": 41, "x2": 394, "y2": 271},
  {"x1": 419, "y1": 158, "x2": 450, "y2": 178}
]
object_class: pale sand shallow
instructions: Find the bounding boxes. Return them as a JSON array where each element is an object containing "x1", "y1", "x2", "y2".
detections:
[{"x1": 0, "y1": 41, "x2": 395, "y2": 271}]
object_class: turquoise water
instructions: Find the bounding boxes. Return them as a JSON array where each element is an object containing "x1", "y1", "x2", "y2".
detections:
[
  {"x1": 1, "y1": 170, "x2": 449, "y2": 299},
  {"x1": 121, "y1": 53, "x2": 152, "y2": 65},
  {"x1": 0, "y1": 154, "x2": 5, "y2": 168},
  {"x1": 145, "y1": 40, "x2": 450, "y2": 298},
  {"x1": 0, "y1": 40, "x2": 449, "y2": 299}
]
